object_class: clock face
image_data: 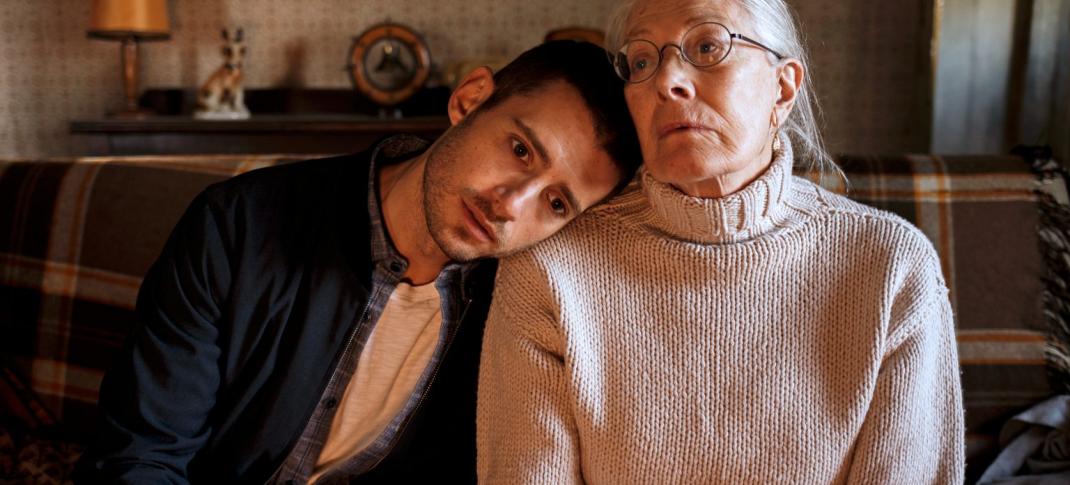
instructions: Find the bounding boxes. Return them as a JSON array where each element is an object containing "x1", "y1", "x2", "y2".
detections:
[
  {"x1": 349, "y1": 23, "x2": 432, "y2": 106},
  {"x1": 363, "y1": 38, "x2": 419, "y2": 91}
]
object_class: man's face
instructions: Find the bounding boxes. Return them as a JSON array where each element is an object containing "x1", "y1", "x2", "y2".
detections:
[{"x1": 423, "y1": 80, "x2": 623, "y2": 262}]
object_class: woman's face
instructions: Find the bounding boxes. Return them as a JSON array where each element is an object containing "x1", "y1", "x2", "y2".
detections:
[{"x1": 622, "y1": 0, "x2": 789, "y2": 197}]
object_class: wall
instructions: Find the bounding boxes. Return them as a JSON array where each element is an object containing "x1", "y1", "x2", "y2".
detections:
[
  {"x1": 1015, "y1": 0, "x2": 1070, "y2": 164},
  {"x1": 801, "y1": 0, "x2": 934, "y2": 155},
  {"x1": 1, "y1": 1, "x2": 116, "y2": 157},
  {"x1": 1, "y1": 0, "x2": 936, "y2": 158},
  {"x1": 933, "y1": 0, "x2": 1070, "y2": 163},
  {"x1": 932, "y1": 0, "x2": 1017, "y2": 154}
]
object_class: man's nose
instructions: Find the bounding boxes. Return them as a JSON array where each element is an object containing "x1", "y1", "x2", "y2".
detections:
[{"x1": 492, "y1": 180, "x2": 542, "y2": 222}]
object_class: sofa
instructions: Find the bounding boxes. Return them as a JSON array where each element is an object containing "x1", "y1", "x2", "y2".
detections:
[{"x1": 1, "y1": 150, "x2": 1067, "y2": 483}]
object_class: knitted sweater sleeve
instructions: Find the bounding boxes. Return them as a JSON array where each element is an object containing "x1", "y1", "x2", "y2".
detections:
[
  {"x1": 477, "y1": 252, "x2": 583, "y2": 484},
  {"x1": 846, "y1": 248, "x2": 966, "y2": 484}
]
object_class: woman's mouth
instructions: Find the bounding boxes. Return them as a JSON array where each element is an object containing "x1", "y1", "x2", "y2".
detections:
[{"x1": 658, "y1": 122, "x2": 713, "y2": 138}]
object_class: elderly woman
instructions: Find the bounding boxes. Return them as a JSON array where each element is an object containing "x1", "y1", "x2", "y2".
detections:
[{"x1": 477, "y1": 0, "x2": 964, "y2": 483}]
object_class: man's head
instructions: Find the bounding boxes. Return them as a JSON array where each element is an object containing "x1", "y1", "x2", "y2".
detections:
[{"x1": 423, "y1": 40, "x2": 641, "y2": 262}]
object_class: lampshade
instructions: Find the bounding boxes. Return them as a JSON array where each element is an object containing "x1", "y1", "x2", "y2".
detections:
[{"x1": 88, "y1": 0, "x2": 170, "y2": 40}]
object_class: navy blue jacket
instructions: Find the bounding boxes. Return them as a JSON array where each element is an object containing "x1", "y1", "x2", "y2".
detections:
[{"x1": 76, "y1": 147, "x2": 497, "y2": 484}]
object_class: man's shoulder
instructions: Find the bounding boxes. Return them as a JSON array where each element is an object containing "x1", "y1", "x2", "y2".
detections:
[
  {"x1": 176, "y1": 150, "x2": 376, "y2": 267},
  {"x1": 201, "y1": 151, "x2": 372, "y2": 211}
]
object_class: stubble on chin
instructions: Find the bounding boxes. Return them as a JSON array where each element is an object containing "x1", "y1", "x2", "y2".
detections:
[{"x1": 420, "y1": 131, "x2": 486, "y2": 263}]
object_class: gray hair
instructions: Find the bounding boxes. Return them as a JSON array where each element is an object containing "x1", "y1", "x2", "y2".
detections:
[{"x1": 605, "y1": 0, "x2": 838, "y2": 177}]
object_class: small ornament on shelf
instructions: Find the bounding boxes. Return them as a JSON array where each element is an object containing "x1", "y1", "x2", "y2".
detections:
[
  {"x1": 348, "y1": 22, "x2": 432, "y2": 119},
  {"x1": 195, "y1": 28, "x2": 250, "y2": 120}
]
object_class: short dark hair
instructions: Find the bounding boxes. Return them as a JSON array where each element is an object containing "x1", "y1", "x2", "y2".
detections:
[{"x1": 476, "y1": 40, "x2": 641, "y2": 192}]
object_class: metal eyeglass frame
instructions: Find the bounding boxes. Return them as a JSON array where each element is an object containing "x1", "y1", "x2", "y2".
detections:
[{"x1": 611, "y1": 21, "x2": 785, "y2": 83}]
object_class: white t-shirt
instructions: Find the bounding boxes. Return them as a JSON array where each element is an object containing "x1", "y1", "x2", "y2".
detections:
[{"x1": 311, "y1": 281, "x2": 443, "y2": 482}]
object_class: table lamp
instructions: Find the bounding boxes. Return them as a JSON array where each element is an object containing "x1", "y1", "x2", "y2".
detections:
[{"x1": 88, "y1": 0, "x2": 171, "y2": 118}]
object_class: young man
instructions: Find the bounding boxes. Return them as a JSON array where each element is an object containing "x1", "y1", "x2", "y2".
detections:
[{"x1": 76, "y1": 41, "x2": 639, "y2": 484}]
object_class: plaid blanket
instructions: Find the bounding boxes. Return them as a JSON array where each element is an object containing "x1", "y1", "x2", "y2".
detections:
[
  {"x1": 1, "y1": 152, "x2": 1067, "y2": 476},
  {"x1": 0, "y1": 155, "x2": 305, "y2": 439}
]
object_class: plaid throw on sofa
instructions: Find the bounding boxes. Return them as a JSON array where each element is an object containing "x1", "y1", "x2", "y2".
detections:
[{"x1": 0, "y1": 155, "x2": 304, "y2": 439}]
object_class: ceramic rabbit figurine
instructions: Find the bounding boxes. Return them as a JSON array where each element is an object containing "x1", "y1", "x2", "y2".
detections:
[{"x1": 195, "y1": 28, "x2": 249, "y2": 120}]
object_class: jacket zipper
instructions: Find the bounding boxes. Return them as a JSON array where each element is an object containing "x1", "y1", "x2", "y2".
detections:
[
  {"x1": 264, "y1": 297, "x2": 377, "y2": 484},
  {"x1": 363, "y1": 297, "x2": 473, "y2": 472}
]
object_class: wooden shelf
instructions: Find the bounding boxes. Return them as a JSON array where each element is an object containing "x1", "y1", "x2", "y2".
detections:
[
  {"x1": 70, "y1": 87, "x2": 452, "y2": 155},
  {"x1": 71, "y1": 114, "x2": 450, "y2": 133},
  {"x1": 70, "y1": 114, "x2": 450, "y2": 155}
]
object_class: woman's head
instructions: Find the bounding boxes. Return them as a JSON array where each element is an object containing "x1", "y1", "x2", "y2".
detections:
[{"x1": 606, "y1": 0, "x2": 833, "y2": 197}]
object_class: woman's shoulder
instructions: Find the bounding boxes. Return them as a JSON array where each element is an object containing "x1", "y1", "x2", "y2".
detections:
[
  {"x1": 500, "y1": 184, "x2": 646, "y2": 277},
  {"x1": 798, "y1": 177, "x2": 930, "y2": 237},
  {"x1": 791, "y1": 176, "x2": 941, "y2": 264},
  {"x1": 548, "y1": 178, "x2": 648, "y2": 239},
  {"x1": 583, "y1": 176, "x2": 649, "y2": 221}
]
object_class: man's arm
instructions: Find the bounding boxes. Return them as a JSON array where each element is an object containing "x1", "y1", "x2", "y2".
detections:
[
  {"x1": 77, "y1": 189, "x2": 232, "y2": 484},
  {"x1": 846, "y1": 254, "x2": 965, "y2": 484},
  {"x1": 476, "y1": 254, "x2": 583, "y2": 484}
]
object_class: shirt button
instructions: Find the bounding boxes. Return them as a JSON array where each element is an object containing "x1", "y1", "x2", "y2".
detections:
[
  {"x1": 323, "y1": 397, "x2": 338, "y2": 409},
  {"x1": 389, "y1": 262, "x2": 403, "y2": 272}
]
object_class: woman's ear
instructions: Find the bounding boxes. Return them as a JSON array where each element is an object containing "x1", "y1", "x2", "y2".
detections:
[
  {"x1": 448, "y1": 66, "x2": 496, "y2": 125},
  {"x1": 774, "y1": 58, "x2": 804, "y2": 122}
]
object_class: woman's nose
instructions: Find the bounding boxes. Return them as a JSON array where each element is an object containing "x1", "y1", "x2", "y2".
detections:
[{"x1": 653, "y1": 49, "x2": 696, "y2": 101}]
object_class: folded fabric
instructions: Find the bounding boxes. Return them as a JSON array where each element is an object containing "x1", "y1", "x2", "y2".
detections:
[{"x1": 978, "y1": 394, "x2": 1070, "y2": 484}]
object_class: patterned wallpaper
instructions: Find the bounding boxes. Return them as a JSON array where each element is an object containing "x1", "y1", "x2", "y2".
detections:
[{"x1": 0, "y1": 0, "x2": 933, "y2": 158}]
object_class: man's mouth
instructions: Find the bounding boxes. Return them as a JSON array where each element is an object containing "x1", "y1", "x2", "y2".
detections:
[{"x1": 461, "y1": 198, "x2": 497, "y2": 244}]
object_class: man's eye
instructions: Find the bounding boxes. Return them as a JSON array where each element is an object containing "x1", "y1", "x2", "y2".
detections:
[
  {"x1": 512, "y1": 139, "x2": 530, "y2": 162},
  {"x1": 549, "y1": 196, "x2": 568, "y2": 216}
]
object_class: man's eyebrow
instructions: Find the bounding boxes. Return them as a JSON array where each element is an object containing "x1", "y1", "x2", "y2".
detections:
[
  {"x1": 511, "y1": 117, "x2": 585, "y2": 213},
  {"x1": 561, "y1": 185, "x2": 583, "y2": 215},
  {"x1": 513, "y1": 117, "x2": 551, "y2": 169}
]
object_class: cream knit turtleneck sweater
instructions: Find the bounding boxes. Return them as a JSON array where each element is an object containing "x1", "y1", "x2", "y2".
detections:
[{"x1": 477, "y1": 139, "x2": 965, "y2": 484}]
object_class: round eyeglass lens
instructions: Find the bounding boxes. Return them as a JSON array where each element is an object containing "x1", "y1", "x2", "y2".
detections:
[
  {"x1": 618, "y1": 39, "x2": 659, "y2": 82},
  {"x1": 682, "y1": 22, "x2": 731, "y2": 67}
]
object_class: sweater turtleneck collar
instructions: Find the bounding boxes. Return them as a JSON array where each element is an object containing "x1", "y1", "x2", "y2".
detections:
[{"x1": 640, "y1": 133, "x2": 796, "y2": 245}]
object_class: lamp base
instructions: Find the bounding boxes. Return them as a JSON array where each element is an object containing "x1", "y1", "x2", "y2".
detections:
[{"x1": 109, "y1": 37, "x2": 155, "y2": 119}]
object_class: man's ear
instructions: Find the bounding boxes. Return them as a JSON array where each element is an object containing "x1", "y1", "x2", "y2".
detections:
[
  {"x1": 773, "y1": 58, "x2": 804, "y2": 122},
  {"x1": 448, "y1": 66, "x2": 496, "y2": 126}
]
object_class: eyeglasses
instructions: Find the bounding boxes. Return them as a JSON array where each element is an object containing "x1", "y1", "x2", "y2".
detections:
[{"x1": 611, "y1": 22, "x2": 785, "y2": 84}]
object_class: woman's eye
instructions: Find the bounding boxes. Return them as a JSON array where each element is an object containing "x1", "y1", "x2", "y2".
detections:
[
  {"x1": 549, "y1": 196, "x2": 568, "y2": 216},
  {"x1": 512, "y1": 139, "x2": 530, "y2": 163}
]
